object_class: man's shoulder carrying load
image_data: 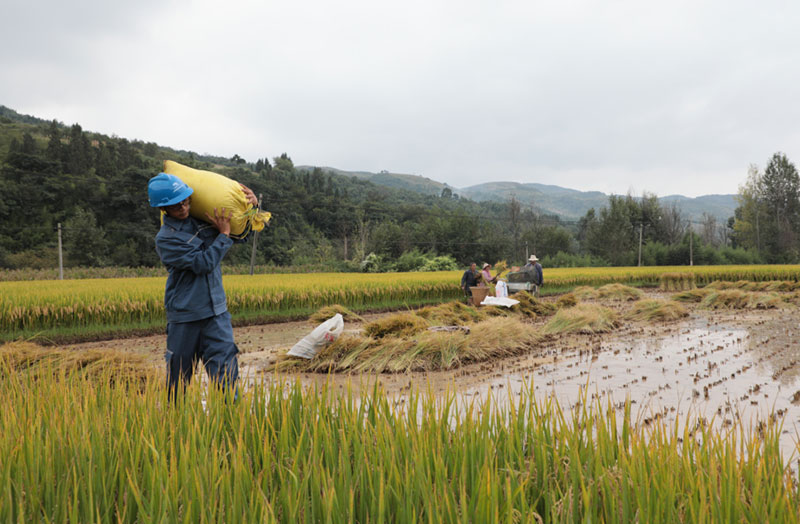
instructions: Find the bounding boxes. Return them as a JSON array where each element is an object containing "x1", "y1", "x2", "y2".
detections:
[{"x1": 162, "y1": 160, "x2": 271, "y2": 238}]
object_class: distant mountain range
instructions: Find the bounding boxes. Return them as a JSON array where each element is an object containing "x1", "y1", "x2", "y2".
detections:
[{"x1": 298, "y1": 166, "x2": 738, "y2": 222}]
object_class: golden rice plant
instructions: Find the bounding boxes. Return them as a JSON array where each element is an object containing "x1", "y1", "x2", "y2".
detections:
[
  {"x1": 5, "y1": 265, "x2": 800, "y2": 340},
  {"x1": 1, "y1": 371, "x2": 799, "y2": 522},
  {"x1": 660, "y1": 272, "x2": 696, "y2": 291}
]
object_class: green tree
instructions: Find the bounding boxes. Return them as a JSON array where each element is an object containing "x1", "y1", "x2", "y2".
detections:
[
  {"x1": 45, "y1": 120, "x2": 62, "y2": 161},
  {"x1": 760, "y1": 152, "x2": 800, "y2": 256},
  {"x1": 63, "y1": 207, "x2": 109, "y2": 266},
  {"x1": 733, "y1": 154, "x2": 800, "y2": 260},
  {"x1": 583, "y1": 196, "x2": 636, "y2": 264}
]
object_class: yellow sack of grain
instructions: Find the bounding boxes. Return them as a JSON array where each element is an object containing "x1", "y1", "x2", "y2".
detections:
[{"x1": 162, "y1": 160, "x2": 271, "y2": 238}]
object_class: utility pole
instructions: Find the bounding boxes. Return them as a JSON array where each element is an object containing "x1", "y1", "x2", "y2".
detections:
[
  {"x1": 57, "y1": 223, "x2": 64, "y2": 280},
  {"x1": 525, "y1": 241, "x2": 529, "y2": 262},
  {"x1": 249, "y1": 193, "x2": 262, "y2": 276},
  {"x1": 637, "y1": 223, "x2": 643, "y2": 267},
  {"x1": 755, "y1": 210, "x2": 760, "y2": 254},
  {"x1": 689, "y1": 230, "x2": 694, "y2": 266}
]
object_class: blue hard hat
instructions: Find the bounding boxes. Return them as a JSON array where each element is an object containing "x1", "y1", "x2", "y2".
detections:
[{"x1": 147, "y1": 173, "x2": 194, "y2": 207}]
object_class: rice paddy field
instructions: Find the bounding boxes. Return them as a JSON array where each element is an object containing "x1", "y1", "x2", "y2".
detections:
[
  {"x1": 6, "y1": 265, "x2": 800, "y2": 522},
  {"x1": 3, "y1": 264, "x2": 800, "y2": 342}
]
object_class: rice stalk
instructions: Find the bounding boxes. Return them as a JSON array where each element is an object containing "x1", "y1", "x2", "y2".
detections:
[
  {"x1": 700, "y1": 290, "x2": 788, "y2": 310},
  {"x1": 0, "y1": 341, "x2": 157, "y2": 383},
  {"x1": 572, "y1": 286, "x2": 597, "y2": 300},
  {"x1": 510, "y1": 291, "x2": 557, "y2": 318},
  {"x1": 595, "y1": 284, "x2": 644, "y2": 301},
  {"x1": 555, "y1": 292, "x2": 578, "y2": 308},
  {"x1": 309, "y1": 304, "x2": 364, "y2": 323},
  {"x1": 363, "y1": 313, "x2": 430, "y2": 338},
  {"x1": 672, "y1": 288, "x2": 712, "y2": 303},
  {"x1": 626, "y1": 300, "x2": 689, "y2": 322},
  {"x1": 542, "y1": 304, "x2": 619, "y2": 334},
  {"x1": 416, "y1": 301, "x2": 489, "y2": 325},
  {"x1": 277, "y1": 316, "x2": 543, "y2": 373},
  {"x1": 659, "y1": 272, "x2": 696, "y2": 291},
  {"x1": 2, "y1": 363, "x2": 799, "y2": 523}
]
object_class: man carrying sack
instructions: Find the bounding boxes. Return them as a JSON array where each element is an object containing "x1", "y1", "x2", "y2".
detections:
[{"x1": 148, "y1": 172, "x2": 258, "y2": 398}]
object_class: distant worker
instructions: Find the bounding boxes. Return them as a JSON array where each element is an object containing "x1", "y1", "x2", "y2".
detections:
[
  {"x1": 524, "y1": 255, "x2": 544, "y2": 297},
  {"x1": 147, "y1": 173, "x2": 258, "y2": 398},
  {"x1": 479, "y1": 263, "x2": 497, "y2": 286},
  {"x1": 461, "y1": 262, "x2": 479, "y2": 302}
]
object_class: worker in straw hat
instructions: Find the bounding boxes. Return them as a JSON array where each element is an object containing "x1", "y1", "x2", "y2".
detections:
[
  {"x1": 147, "y1": 172, "x2": 257, "y2": 399},
  {"x1": 479, "y1": 263, "x2": 497, "y2": 287},
  {"x1": 523, "y1": 255, "x2": 543, "y2": 296}
]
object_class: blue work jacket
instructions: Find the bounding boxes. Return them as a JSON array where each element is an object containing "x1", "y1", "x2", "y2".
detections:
[{"x1": 155, "y1": 215, "x2": 244, "y2": 323}]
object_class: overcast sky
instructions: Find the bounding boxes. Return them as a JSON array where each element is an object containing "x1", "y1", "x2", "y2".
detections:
[{"x1": 3, "y1": 0, "x2": 799, "y2": 197}]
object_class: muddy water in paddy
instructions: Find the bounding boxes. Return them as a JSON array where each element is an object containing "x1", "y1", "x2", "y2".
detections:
[{"x1": 64, "y1": 294, "x2": 800, "y2": 456}]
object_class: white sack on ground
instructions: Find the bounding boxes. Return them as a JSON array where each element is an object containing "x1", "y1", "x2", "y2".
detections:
[
  {"x1": 287, "y1": 314, "x2": 344, "y2": 359},
  {"x1": 480, "y1": 297, "x2": 520, "y2": 308}
]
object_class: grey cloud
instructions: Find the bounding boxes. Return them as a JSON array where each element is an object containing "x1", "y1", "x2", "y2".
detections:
[{"x1": 2, "y1": 0, "x2": 799, "y2": 197}]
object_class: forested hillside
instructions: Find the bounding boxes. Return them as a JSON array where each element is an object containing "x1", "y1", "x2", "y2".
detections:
[
  {"x1": 0, "y1": 106, "x2": 570, "y2": 270},
  {"x1": 0, "y1": 105, "x2": 776, "y2": 271}
]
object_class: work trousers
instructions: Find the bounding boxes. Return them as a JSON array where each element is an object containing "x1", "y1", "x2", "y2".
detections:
[{"x1": 165, "y1": 311, "x2": 239, "y2": 397}]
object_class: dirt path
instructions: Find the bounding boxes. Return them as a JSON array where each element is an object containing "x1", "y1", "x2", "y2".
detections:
[{"x1": 63, "y1": 292, "x2": 800, "y2": 456}]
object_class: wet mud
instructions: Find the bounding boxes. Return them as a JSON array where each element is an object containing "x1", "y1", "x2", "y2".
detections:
[{"x1": 64, "y1": 292, "x2": 800, "y2": 456}]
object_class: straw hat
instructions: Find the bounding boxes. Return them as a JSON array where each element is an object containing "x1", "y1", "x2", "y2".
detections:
[
  {"x1": 482, "y1": 263, "x2": 491, "y2": 269},
  {"x1": 528, "y1": 255, "x2": 539, "y2": 262}
]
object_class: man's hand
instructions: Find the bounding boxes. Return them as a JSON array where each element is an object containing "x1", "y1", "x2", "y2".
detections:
[
  {"x1": 205, "y1": 207, "x2": 233, "y2": 236},
  {"x1": 239, "y1": 183, "x2": 258, "y2": 207}
]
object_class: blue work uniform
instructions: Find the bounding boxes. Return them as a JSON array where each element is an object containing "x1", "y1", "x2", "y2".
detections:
[{"x1": 155, "y1": 214, "x2": 246, "y2": 395}]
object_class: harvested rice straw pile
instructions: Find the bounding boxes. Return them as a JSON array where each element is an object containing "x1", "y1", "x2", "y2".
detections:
[
  {"x1": 555, "y1": 292, "x2": 578, "y2": 308},
  {"x1": 571, "y1": 284, "x2": 642, "y2": 301},
  {"x1": 276, "y1": 294, "x2": 584, "y2": 373},
  {"x1": 672, "y1": 288, "x2": 712, "y2": 303},
  {"x1": 572, "y1": 286, "x2": 597, "y2": 300},
  {"x1": 704, "y1": 280, "x2": 800, "y2": 292},
  {"x1": 594, "y1": 284, "x2": 643, "y2": 301},
  {"x1": 0, "y1": 341, "x2": 157, "y2": 382},
  {"x1": 416, "y1": 301, "x2": 490, "y2": 325},
  {"x1": 309, "y1": 304, "x2": 364, "y2": 323},
  {"x1": 275, "y1": 316, "x2": 544, "y2": 373},
  {"x1": 542, "y1": 304, "x2": 619, "y2": 335},
  {"x1": 626, "y1": 299, "x2": 688, "y2": 322},
  {"x1": 700, "y1": 290, "x2": 787, "y2": 310},
  {"x1": 363, "y1": 313, "x2": 429, "y2": 338}
]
